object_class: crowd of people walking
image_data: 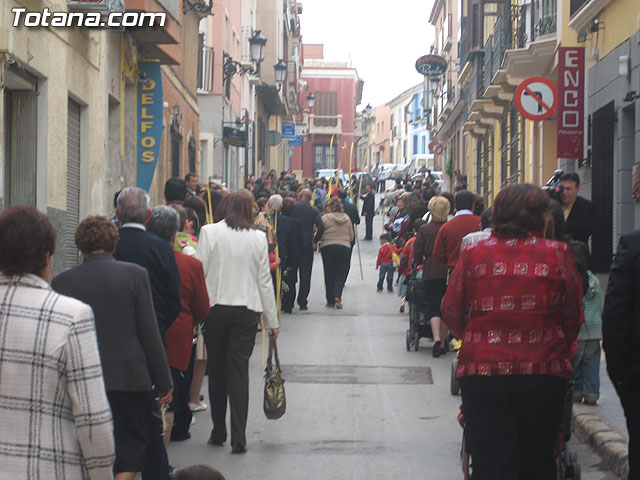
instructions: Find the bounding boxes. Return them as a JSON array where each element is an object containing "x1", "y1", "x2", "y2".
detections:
[{"x1": 0, "y1": 166, "x2": 638, "y2": 480}]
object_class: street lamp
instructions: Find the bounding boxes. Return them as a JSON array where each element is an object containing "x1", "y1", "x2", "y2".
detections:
[
  {"x1": 274, "y1": 59, "x2": 287, "y2": 89},
  {"x1": 249, "y1": 30, "x2": 267, "y2": 73},
  {"x1": 306, "y1": 92, "x2": 315, "y2": 109},
  {"x1": 362, "y1": 103, "x2": 372, "y2": 120}
]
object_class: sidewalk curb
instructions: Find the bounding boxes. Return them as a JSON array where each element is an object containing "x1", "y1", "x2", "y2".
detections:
[{"x1": 572, "y1": 404, "x2": 629, "y2": 478}]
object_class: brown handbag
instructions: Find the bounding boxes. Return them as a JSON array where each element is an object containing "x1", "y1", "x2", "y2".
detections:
[{"x1": 263, "y1": 337, "x2": 286, "y2": 419}]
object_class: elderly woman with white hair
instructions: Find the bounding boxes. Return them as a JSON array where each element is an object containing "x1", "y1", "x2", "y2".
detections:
[{"x1": 146, "y1": 206, "x2": 210, "y2": 470}]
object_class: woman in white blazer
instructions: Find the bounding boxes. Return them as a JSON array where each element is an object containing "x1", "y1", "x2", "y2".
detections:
[
  {"x1": 0, "y1": 205, "x2": 115, "y2": 479},
  {"x1": 196, "y1": 192, "x2": 279, "y2": 454}
]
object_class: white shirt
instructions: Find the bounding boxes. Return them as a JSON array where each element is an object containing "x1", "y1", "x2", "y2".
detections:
[
  {"x1": 121, "y1": 222, "x2": 146, "y2": 230},
  {"x1": 196, "y1": 220, "x2": 278, "y2": 329},
  {"x1": 460, "y1": 228, "x2": 493, "y2": 252},
  {"x1": 455, "y1": 209, "x2": 474, "y2": 216}
]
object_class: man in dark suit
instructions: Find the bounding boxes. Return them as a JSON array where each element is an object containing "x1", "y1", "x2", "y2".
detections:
[
  {"x1": 113, "y1": 187, "x2": 182, "y2": 480},
  {"x1": 602, "y1": 230, "x2": 640, "y2": 480},
  {"x1": 281, "y1": 197, "x2": 303, "y2": 314},
  {"x1": 361, "y1": 183, "x2": 375, "y2": 240},
  {"x1": 114, "y1": 188, "x2": 182, "y2": 340},
  {"x1": 292, "y1": 189, "x2": 325, "y2": 310},
  {"x1": 559, "y1": 172, "x2": 595, "y2": 245}
]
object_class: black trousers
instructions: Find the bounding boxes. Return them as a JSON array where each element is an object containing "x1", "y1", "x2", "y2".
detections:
[
  {"x1": 297, "y1": 247, "x2": 314, "y2": 308},
  {"x1": 281, "y1": 268, "x2": 297, "y2": 313},
  {"x1": 169, "y1": 347, "x2": 195, "y2": 438},
  {"x1": 203, "y1": 305, "x2": 259, "y2": 445},
  {"x1": 614, "y1": 380, "x2": 639, "y2": 479},
  {"x1": 320, "y1": 244, "x2": 351, "y2": 304},
  {"x1": 364, "y1": 214, "x2": 374, "y2": 240},
  {"x1": 460, "y1": 374, "x2": 567, "y2": 480},
  {"x1": 141, "y1": 391, "x2": 169, "y2": 480}
]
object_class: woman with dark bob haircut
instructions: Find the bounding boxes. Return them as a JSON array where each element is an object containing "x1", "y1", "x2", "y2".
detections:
[
  {"x1": 52, "y1": 216, "x2": 172, "y2": 480},
  {"x1": 442, "y1": 183, "x2": 584, "y2": 480},
  {"x1": 196, "y1": 192, "x2": 279, "y2": 453},
  {"x1": 0, "y1": 207, "x2": 116, "y2": 478}
]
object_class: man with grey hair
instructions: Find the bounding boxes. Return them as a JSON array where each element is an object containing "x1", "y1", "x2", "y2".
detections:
[{"x1": 114, "y1": 188, "x2": 182, "y2": 480}]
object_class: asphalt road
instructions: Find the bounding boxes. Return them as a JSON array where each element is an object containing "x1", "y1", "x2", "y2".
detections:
[{"x1": 167, "y1": 207, "x2": 621, "y2": 480}]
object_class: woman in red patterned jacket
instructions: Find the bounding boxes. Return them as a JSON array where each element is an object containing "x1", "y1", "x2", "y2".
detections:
[{"x1": 442, "y1": 183, "x2": 584, "y2": 480}]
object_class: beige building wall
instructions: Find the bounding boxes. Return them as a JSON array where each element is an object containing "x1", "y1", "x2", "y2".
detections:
[{"x1": 0, "y1": 0, "x2": 111, "y2": 274}]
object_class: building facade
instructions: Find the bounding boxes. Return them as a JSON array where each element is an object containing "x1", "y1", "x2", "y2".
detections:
[
  {"x1": 1, "y1": 0, "x2": 202, "y2": 274},
  {"x1": 290, "y1": 44, "x2": 363, "y2": 178}
]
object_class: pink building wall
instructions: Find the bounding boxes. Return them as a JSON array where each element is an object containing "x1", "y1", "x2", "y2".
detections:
[{"x1": 290, "y1": 73, "x2": 360, "y2": 177}]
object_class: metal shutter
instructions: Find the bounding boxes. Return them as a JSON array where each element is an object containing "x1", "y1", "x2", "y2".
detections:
[
  {"x1": 7, "y1": 92, "x2": 37, "y2": 206},
  {"x1": 65, "y1": 99, "x2": 81, "y2": 269},
  {"x1": 591, "y1": 101, "x2": 614, "y2": 273}
]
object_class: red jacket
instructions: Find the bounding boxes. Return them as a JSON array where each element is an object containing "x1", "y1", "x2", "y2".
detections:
[
  {"x1": 398, "y1": 237, "x2": 417, "y2": 275},
  {"x1": 433, "y1": 214, "x2": 481, "y2": 269},
  {"x1": 166, "y1": 252, "x2": 210, "y2": 371},
  {"x1": 376, "y1": 243, "x2": 398, "y2": 268},
  {"x1": 442, "y1": 234, "x2": 584, "y2": 380}
]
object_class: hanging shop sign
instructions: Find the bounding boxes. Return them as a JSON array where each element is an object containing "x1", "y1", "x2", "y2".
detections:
[
  {"x1": 557, "y1": 47, "x2": 587, "y2": 159},
  {"x1": 429, "y1": 140, "x2": 444, "y2": 155},
  {"x1": 415, "y1": 54, "x2": 448, "y2": 77},
  {"x1": 136, "y1": 60, "x2": 163, "y2": 192},
  {"x1": 223, "y1": 127, "x2": 247, "y2": 147},
  {"x1": 514, "y1": 76, "x2": 558, "y2": 122}
]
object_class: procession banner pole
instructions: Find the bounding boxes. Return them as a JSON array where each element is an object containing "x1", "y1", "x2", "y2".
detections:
[
  {"x1": 206, "y1": 187, "x2": 214, "y2": 224},
  {"x1": 329, "y1": 135, "x2": 335, "y2": 195},
  {"x1": 274, "y1": 212, "x2": 281, "y2": 323},
  {"x1": 355, "y1": 169, "x2": 364, "y2": 280}
]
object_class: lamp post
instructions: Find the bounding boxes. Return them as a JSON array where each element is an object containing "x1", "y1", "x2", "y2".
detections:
[
  {"x1": 301, "y1": 92, "x2": 315, "y2": 179},
  {"x1": 248, "y1": 30, "x2": 267, "y2": 75},
  {"x1": 274, "y1": 59, "x2": 287, "y2": 88}
]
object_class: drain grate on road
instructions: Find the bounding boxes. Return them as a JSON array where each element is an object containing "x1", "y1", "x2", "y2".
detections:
[{"x1": 280, "y1": 365, "x2": 433, "y2": 385}]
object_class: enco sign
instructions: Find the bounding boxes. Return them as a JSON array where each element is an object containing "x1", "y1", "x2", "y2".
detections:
[{"x1": 557, "y1": 47, "x2": 587, "y2": 159}]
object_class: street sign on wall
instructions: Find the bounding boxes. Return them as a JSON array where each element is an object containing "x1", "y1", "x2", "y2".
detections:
[
  {"x1": 557, "y1": 47, "x2": 587, "y2": 159},
  {"x1": 282, "y1": 121, "x2": 296, "y2": 140},
  {"x1": 514, "y1": 76, "x2": 558, "y2": 122},
  {"x1": 415, "y1": 54, "x2": 448, "y2": 77}
]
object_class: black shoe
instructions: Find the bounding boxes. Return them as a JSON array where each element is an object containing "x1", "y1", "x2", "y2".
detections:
[
  {"x1": 283, "y1": 309, "x2": 292, "y2": 314},
  {"x1": 387, "y1": 288, "x2": 393, "y2": 293},
  {"x1": 433, "y1": 341, "x2": 442, "y2": 358},
  {"x1": 207, "y1": 431, "x2": 225, "y2": 446},
  {"x1": 299, "y1": 305, "x2": 308, "y2": 311},
  {"x1": 231, "y1": 442, "x2": 248, "y2": 454},
  {"x1": 170, "y1": 431, "x2": 191, "y2": 441}
]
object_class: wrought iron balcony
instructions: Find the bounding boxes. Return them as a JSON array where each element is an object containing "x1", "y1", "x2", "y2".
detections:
[{"x1": 531, "y1": 0, "x2": 557, "y2": 40}]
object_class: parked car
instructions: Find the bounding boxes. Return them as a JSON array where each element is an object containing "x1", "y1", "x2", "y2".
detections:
[
  {"x1": 390, "y1": 163, "x2": 411, "y2": 180},
  {"x1": 315, "y1": 169, "x2": 349, "y2": 185}
]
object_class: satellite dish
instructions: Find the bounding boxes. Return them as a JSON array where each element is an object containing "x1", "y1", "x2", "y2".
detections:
[{"x1": 266, "y1": 130, "x2": 282, "y2": 146}]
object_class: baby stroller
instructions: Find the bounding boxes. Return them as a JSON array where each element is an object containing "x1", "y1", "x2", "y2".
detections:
[
  {"x1": 404, "y1": 268, "x2": 433, "y2": 351},
  {"x1": 456, "y1": 382, "x2": 582, "y2": 479}
]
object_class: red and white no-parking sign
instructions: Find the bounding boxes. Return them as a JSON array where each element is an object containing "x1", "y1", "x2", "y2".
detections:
[
  {"x1": 514, "y1": 76, "x2": 558, "y2": 122},
  {"x1": 429, "y1": 140, "x2": 444, "y2": 155}
]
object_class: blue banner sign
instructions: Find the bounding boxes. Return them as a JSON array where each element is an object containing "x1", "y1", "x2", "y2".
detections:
[
  {"x1": 282, "y1": 121, "x2": 296, "y2": 140},
  {"x1": 137, "y1": 61, "x2": 163, "y2": 192},
  {"x1": 290, "y1": 135, "x2": 301, "y2": 146}
]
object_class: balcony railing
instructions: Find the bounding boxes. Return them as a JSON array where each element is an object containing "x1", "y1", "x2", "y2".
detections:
[
  {"x1": 198, "y1": 46, "x2": 214, "y2": 92},
  {"x1": 531, "y1": 0, "x2": 557, "y2": 40},
  {"x1": 308, "y1": 114, "x2": 343, "y2": 135},
  {"x1": 503, "y1": 4, "x2": 528, "y2": 50}
]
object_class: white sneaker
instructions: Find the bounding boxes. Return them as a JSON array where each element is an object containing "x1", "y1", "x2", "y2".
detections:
[{"x1": 189, "y1": 401, "x2": 208, "y2": 412}]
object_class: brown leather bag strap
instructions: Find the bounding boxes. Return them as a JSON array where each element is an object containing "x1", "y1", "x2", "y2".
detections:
[{"x1": 267, "y1": 337, "x2": 280, "y2": 371}]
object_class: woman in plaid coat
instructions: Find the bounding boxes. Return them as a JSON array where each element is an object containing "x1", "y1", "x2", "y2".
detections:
[{"x1": 0, "y1": 206, "x2": 115, "y2": 480}]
